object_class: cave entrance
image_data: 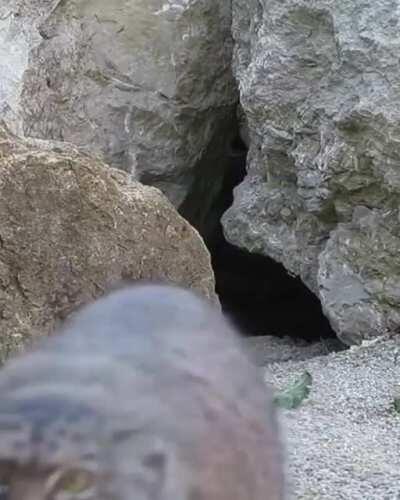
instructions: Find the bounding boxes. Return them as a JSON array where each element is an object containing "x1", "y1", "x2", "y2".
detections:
[
  {"x1": 212, "y1": 235, "x2": 336, "y2": 341},
  {"x1": 181, "y1": 132, "x2": 339, "y2": 343}
]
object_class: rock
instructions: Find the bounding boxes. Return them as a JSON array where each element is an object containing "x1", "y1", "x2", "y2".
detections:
[
  {"x1": 0, "y1": 0, "x2": 237, "y2": 208},
  {"x1": 318, "y1": 208, "x2": 400, "y2": 345},
  {"x1": 223, "y1": 0, "x2": 400, "y2": 344},
  {"x1": 0, "y1": 123, "x2": 217, "y2": 362}
]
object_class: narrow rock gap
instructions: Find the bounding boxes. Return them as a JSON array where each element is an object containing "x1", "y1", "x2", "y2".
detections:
[{"x1": 182, "y1": 131, "x2": 346, "y2": 350}]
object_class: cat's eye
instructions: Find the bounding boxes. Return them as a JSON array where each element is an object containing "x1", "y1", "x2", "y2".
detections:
[{"x1": 47, "y1": 469, "x2": 95, "y2": 499}]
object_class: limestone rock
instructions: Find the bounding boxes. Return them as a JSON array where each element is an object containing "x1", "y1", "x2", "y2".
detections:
[
  {"x1": 318, "y1": 208, "x2": 400, "y2": 345},
  {"x1": 0, "y1": 0, "x2": 237, "y2": 206},
  {"x1": 0, "y1": 123, "x2": 217, "y2": 362},
  {"x1": 223, "y1": 0, "x2": 400, "y2": 344}
]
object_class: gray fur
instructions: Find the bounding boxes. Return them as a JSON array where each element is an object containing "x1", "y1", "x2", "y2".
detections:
[{"x1": 0, "y1": 283, "x2": 284, "y2": 499}]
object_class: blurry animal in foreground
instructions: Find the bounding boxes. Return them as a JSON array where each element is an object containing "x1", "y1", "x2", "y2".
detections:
[{"x1": 0, "y1": 283, "x2": 284, "y2": 499}]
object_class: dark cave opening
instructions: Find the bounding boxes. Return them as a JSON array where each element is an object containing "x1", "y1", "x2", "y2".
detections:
[
  {"x1": 212, "y1": 235, "x2": 337, "y2": 341},
  {"x1": 184, "y1": 132, "x2": 340, "y2": 343}
]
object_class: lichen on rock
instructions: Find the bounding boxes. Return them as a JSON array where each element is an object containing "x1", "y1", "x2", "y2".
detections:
[{"x1": 0, "y1": 123, "x2": 217, "y2": 362}]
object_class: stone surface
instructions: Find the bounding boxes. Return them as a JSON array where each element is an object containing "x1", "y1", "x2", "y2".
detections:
[
  {"x1": 224, "y1": 0, "x2": 400, "y2": 344},
  {"x1": 0, "y1": 0, "x2": 237, "y2": 207},
  {"x1": 0, "y1": 123, "x2": 217, "y2": 362}
]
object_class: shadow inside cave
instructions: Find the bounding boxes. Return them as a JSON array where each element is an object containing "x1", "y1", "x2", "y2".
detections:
[{"x1": 182, "y1": 131, "x2": 343, "y2": 344}]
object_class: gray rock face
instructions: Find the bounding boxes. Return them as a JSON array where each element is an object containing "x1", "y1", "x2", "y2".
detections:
[
  {"x1": 224, "y1": 0, "x2": 400, "y2": 344},
  {"x1": 0, "y1": 0, "x2": 237, "y2": 206}
]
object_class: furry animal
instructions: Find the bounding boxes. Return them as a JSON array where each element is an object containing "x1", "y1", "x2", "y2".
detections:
[{"x1": 0, "y1": 283, "x2": 284, "y2": 500}]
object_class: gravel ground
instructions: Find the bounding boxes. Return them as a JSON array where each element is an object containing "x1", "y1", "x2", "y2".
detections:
[
  {"x1": 245, "y1": 335, "x2": 347, "y2": 366},
  {"x1": 261, "y1": 336, "x2": 400, "y2": 500}
]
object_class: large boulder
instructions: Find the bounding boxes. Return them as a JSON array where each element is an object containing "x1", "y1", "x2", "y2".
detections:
[
  {"x1": 0, "y1": 0, "x2": 237, "y2": 207},
  {"x1": 223, "y1": 0, "x2": 400, "y2": 345},
  {"x1": 0, "y1": 124, "x2": 217, "y2": 362}
]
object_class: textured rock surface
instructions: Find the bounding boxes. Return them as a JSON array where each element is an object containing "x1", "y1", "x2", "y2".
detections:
[
  {"x1": 224, "y1": 0, "x2": 400, "y2": 344},
  {"x1": 0, "y1": 0, "x2": 237, "y2": 206},
  {"x1": 0, "y1": 123, "x2": 217, "y2": 362}
]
